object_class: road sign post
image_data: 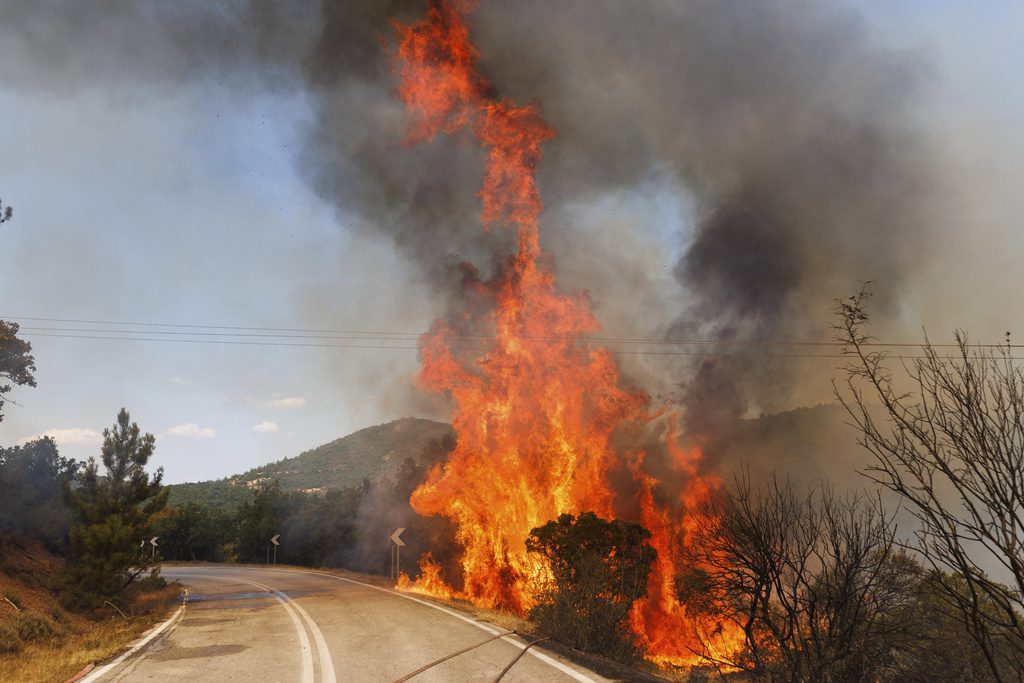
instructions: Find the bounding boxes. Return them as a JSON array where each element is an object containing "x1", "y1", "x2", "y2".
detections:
[
  {"x1": 149, "y1": 536, "x2": 159, "y2": 559},
  {"x1": 389, "y1": 528, "x2": 405, "y2": 581},
  {"x1": 271, "y1": 534, "x2": 280, "y2": 565}
]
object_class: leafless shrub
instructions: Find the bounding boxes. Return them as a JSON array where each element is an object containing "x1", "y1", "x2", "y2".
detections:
[
  {"x1": 834, "y1": 284, "x2": 1024, "y2": 681},
  {"x1": 680, "y1": 473, "x2": 909, "y2": 681}
]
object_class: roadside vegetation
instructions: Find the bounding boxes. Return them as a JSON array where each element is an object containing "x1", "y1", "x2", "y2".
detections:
[
  {"x1": 677, "y1": 475, "x2": 1000, "y2": 681},
  {"x1": 527, "y1": 512, "x2": 656, "y2": 661},
  {"x1": 59, "y1": 409, "x2": 169, "y2": 609},
  {"x1": 3, "y1": 276, "x2": 1023, "y2": 681},
  {"x1": 835, "y1": 286, "x2": 1024, "y2": 681},
  {"x1": 0, "y1": 400, "x2": 178, "y2": 680},
  {"x1": 167, "y1": 418, "x2": 452, "y2": 509},
  {"x1": 0, "y1": 536, "x2": 179, "y2": 682},
  {"x1": 151, "y1": 440, "x2": 460, "y2": 575}
]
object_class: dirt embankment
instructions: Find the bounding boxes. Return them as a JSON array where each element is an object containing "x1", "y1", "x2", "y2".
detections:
[{"x1": 0, "y1": 537, "x2": 179, "y2": 682}]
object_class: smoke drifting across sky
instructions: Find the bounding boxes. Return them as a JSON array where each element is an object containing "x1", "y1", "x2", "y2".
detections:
[{"x1": 0, "y1": 1, "x2": 1010, "y2": 460}]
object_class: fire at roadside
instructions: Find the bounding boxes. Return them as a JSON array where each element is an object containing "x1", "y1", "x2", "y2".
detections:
[
  {"x1": 378, "y1": 5, "x2": 1024, "y2": 681},
  {"x1": 387, "y1": 0, "x2": 742, "y2": 667},
  {"x1": 3, "y1": 0, "x2": 1021, "y2": 679}
]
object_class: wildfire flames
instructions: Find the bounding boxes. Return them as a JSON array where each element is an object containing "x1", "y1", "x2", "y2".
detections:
[{"x1": 391, "y1": 0, "x2": 742, "y2": 666}]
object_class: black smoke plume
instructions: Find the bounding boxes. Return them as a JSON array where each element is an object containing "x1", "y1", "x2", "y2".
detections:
[{"x1": 0, "y1": 0, "x2": 938, "y2": 440}]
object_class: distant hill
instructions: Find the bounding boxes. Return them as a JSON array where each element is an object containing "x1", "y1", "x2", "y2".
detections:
[
  {"x1": 168, "y1": 406, "x2": 872, "y2": 510},
  {"x1": 709, "y1": 403, "x2": 874, "y2": 490},
  {"x1": 168, "y1": 417, "x2": 453, "y2": 509}
]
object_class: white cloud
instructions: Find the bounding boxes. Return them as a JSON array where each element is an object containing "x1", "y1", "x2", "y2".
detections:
[
  {"x1": 253, "y1": 421, "x2": 279, "y2": 434},
  {"x1": 165, "y1": 423, "x2": 216, "y2": 439},
  {"x1": 168, "y1": 376, "x2": 188, "y2": 385},
  {"x1": 19, "y1": 428, "x2": 103, "y2": 447},
  {"x1": 267, "y1": 396, "x2": 306, "y2": 409}
]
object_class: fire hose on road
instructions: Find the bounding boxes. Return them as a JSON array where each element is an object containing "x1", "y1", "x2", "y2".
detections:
[{"x1": 392, "y1": 630, "x2": 552, "y2": 683}]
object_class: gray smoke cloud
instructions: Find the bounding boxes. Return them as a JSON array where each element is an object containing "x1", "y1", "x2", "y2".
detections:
[
  {"x1": 0, "y1": 0, "x2": 941, "y2": 442},
  {"x1": 469, "y1": 0, "x2": 936, "y2": 436}
]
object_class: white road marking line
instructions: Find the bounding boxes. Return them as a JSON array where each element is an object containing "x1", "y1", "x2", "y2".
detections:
[
  {"x1": 286, "y1": 597, "x2": 338, "y2": 683},
  {"x1": 239, "y1": 578, "x2": 316, "y2": 683},
  {"x1": 79, "y1": 605, "x2": 185, "y2": 683},
  {"x1": 262, "y1": 567, "x2": 598, "y2": 683},
  {"x1": 243, "y1": 578, "x2": 336, "y2": 683}
]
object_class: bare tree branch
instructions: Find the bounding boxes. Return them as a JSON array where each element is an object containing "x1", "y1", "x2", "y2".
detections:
[
  {"x1": 833, "y1": 284, "x2": 1024, "y2": 681},
  {"x1": 679, "y1": 470, "x2": 905, "y2": 681}
]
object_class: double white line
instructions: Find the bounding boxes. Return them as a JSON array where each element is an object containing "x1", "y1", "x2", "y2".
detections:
[{"x1": 242, "y1": 578, "x2": 336, "y2": 683}]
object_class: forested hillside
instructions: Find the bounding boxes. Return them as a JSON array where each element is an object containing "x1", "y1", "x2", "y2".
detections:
[{"x1": 168, "y1": 418, "x2": 452, "y2": 508}]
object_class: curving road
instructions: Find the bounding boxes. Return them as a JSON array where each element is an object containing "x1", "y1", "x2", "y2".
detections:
[{"x1": 86, "y1": 565, "x2": 613, "y2": 683}]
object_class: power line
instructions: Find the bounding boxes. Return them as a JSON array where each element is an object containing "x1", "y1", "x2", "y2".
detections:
[
  {"x1": 7, "y1": 316, "x2": 424, "y2": 338},
  {"x1": 21, "y1": 331, "x2": 1024, "y2": 361},
  {"x1": 22, "y1": 332, "x2": 420, "y2": 350},
  {"x1": 5, "y1": 315, "x2": 1018, "y2": 349},
  {"x1": 13, "y1": 325, "x2": 871, "y2": 347},
  {"x1": 18, "y1": 326, "x2": 428, "y2": 341}
]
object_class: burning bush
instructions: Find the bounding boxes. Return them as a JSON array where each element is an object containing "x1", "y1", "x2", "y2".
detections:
[
  {"x1": 678, "y1": 474, "x2": 913, "y2": 680},
  {"x1": 388, "y1": 3, "x2": 744, "y2": 665},
  {"x1": 525, "y1": 512, "x2": 656, "y2": 661}
]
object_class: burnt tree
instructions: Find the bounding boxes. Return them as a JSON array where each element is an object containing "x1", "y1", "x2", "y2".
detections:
[
  {"x1": 680, "y1": 473, "x2": 908, "y2": 681},
  {"x1": 834, "y1": 285, "x2": 1024, "y2": 681}
]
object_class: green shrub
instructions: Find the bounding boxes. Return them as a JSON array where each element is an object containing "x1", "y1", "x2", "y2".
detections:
[
  {"x1": 16, "y1": 611, "x2": 62, "y2": 642},
  {"x1": 137, "y1": 572, "x2": 167, "y2": 591},
  {"x1": 526, "y1": 511, "x2": 656, "y2": 661},
  {"x1": 0, "y1": 621, "x2": 22, "y2": 654},
  {"x1": 19, "y1": 570, "x2": 45, "y2": 590},
  {"x1": 48, "y1": 605, "x2": 70, "y2": 625}
]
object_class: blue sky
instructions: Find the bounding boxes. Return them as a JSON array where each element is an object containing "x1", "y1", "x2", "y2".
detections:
[
  {"x1": 0, "y1": 2, "x2": 1021, "y2": 483},
  {"x1": 0, "y1": 82, "x2": 439, "y2": 482}
]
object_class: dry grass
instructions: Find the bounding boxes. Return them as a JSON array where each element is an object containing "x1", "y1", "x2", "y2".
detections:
[
  {"x1": 0, "y1": 595, "x2": 178, "y2": 683},
  {"x1": 0, "y1": 538, "x2": 181, "y2": 683}
]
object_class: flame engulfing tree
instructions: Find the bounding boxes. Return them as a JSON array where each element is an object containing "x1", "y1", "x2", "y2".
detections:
[
  {"x1": 526, "y1": 512, "x2": 656, "y2": 661},
  {"x1": 60, "y1": 409, "x2": 168, "y2": 608},
  {"x1": 834, "y1": 285, "x2": 1024, "y2": 681},
  {"x1": 679, "y1": 475, "x2": 908, "y2": 681}
]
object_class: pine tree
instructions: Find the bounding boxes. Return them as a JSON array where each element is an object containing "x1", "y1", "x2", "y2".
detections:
[{"x1": 60, "y1": 408, "x2": 168, "y2": 608}]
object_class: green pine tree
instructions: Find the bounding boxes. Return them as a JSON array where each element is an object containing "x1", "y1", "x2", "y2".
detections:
[{"x1": 60, "y1": 408, "x2": 168, "y2": 608}]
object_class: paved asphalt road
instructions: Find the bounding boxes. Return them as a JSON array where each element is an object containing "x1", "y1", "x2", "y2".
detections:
[{"x1": 90, "y1": 565, "x2": 613, "y2": 683}]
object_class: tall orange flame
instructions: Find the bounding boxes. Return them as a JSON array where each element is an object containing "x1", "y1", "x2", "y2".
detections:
[{"x1": 391, "y1": 0, "x2": 741, "y2": 667}]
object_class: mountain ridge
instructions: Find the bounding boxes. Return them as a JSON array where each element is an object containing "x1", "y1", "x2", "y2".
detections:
[
  {"x1": 167, "y1": 417, "x2": 453, "y2": 508},
  {"x1": 167, "y1": 404, "x2": 867, "y2": 509}
]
